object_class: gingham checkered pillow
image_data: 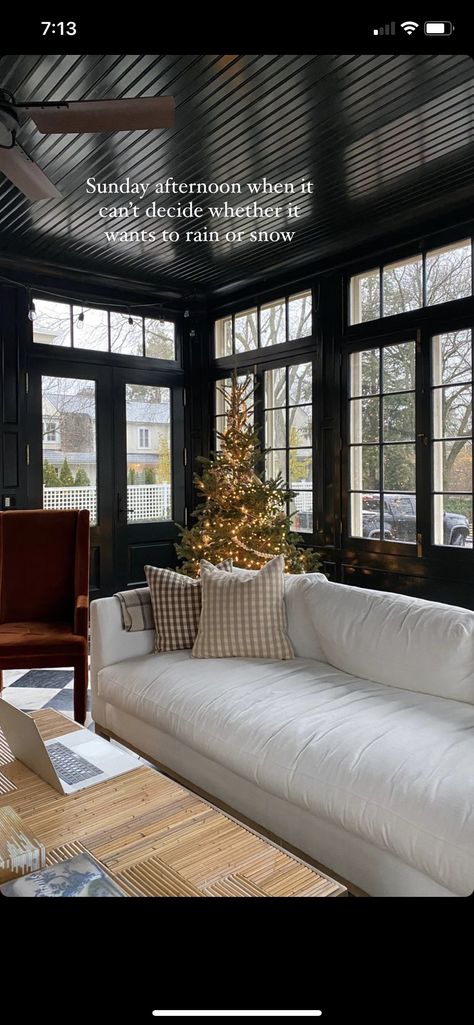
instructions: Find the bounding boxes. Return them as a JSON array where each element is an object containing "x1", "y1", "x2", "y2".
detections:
[
  {"x1": 192, "y1": 555, "x2": 294, "y2": 660},
  {"x1": 145, "y1": 560, "x2": 232, "y2": 652}
]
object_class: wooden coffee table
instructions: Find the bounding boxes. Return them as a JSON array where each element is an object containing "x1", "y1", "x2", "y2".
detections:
[{"x1": 0, "y1": 709, "x2": 346, "y2": 897}]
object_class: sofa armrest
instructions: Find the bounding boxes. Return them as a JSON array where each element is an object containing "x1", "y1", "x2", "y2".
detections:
[
  {"x1": 90, "y1": 596, "x2": 155, "y2": 692},
  {"x1": 74, "y1": 594, "x2": 89, "y2": 637}
]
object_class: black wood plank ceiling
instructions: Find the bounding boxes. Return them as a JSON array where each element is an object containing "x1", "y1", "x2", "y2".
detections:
[{"x1": 0, "y1": 54, "x2": 473, "y2": 298}]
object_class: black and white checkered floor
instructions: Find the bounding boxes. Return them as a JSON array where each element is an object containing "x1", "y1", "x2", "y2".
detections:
[{"x1": 2, "y1": 668, "x2": 92, "y2": 727}]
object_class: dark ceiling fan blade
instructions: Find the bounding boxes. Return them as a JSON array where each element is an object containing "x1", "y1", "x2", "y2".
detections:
[
  {"x1": 25, "y1": 96, "x2": 175, "y2": 134},
  {"x1": 0, "y1": 145, "x2": 61, "y2": 200}
]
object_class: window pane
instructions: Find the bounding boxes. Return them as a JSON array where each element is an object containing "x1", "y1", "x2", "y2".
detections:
[
  {"x1": 288, "y1": 362, "x2": 312, "y2": 405},
  {"x1": 265, "y1": 367, "x2": 286, "y2": 407},
  {"x1": 289, "y1": 450, "x2": 312, "y2": 488},
  {"x1": 383, "y1": 393, "x2": 415, "y2": 442},
  {"x1": 110, "y1": 312, "x2": 144, "y2": 356},
  {"x1": 351, "y1": 492, "x2": 381, "y2": 538},
  {"x1": 350, "y1": 397, "x2": 379, "y2": 444},
  {"x1": 260, "y1": 299, "x2": 286, "y2": 347},
  {"x1": 73, "y1": 306, "x2": 108, "y2": 351},
  {"x1": 433, "y1": 440, "x2": 472, "y2": 491},
  {"x1": 383, "y1": 444, "x2": 416, "y2": 491},
  {"x1": 215, "y1": 378, "x2": 231, "y2": 417},
  {"x1": 126, "y1": 384, "x2": 171, "y2": 522},
  {"x1": 434, "y1": 494, "x2": 472, "y2": 547},
  {"x1": 290, "y1": 493, "x2": 313, "y2": 533},
  {"x1": 33, "y1": 299, "x2": 71, "y2": 347},
  {"x1": 350, "y1": 269, "x2": 380, "y2": 324},
  {"x1": 426, "y1": 240, "x2": 472, "y2": 306},
  {"x1": 434, "y1": 385, "x2": 473, "y2": 438},
  {"x1": 235, "y1": 308, "x2": 257, "y2": 352},
  {"x1": 383, "y1": 255, "x2": 422, "y2": 316},
  {"x1": 266, "y1": 449, "x2": 287, "y2": 482},
  {"x1": 265, "y1": 408, "x2": 286, "y2": 449},
  {"x1": 350, "y1": 446, "x2": 379, "y2": 490},
  {"x1": 350, "y1": 349, "x2": 379, "y2": 397},
  {"x1": 288, "y1": 291, "x2": 312, "y2": 339},
  {"x1": 145, "y1": 319, "x2": 175, "y2": 360},
  {"x1": 383, "y1": 341, "x2": 415, "y2": 392},
  {"x1": 383, "y1": 494, "x2": 416, "y2": 543},
  {"x1": 215, "y1": 316, "x2": 233, "y2": 358},
  {"x1": 42, "y1": 376, "x2": 97, "y2": 525},
  {"x1": 289, "y1": 405, "x2": 312, "y2": 447},
  {"x1": 215, "y1": 416, "x2": 227, "y2": 450},
  {"x1": 432, "y1": 330, "x2": 472, "y2": 387}
]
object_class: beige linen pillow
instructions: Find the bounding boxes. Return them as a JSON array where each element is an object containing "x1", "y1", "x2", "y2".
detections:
[
  {"x1": 192, "y1": 555, "x2": 293, "y2": 660},
  {"x1": 145, "y1": 560, "x2": 232, "y2": 652}
]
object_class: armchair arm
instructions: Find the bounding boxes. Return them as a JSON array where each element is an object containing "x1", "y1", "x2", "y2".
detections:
[{"x1": 74, "y1": 594, "x2": 89, "y2": 638}]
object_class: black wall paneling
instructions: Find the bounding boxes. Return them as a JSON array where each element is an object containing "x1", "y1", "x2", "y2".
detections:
[{"x1": 0, "y1": 285, "x2": 27, "y2": 508}]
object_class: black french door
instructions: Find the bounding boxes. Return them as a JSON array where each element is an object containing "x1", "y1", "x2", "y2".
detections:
[{"x1": 27, "y1": 357, "x2": 185, "y2": 596}]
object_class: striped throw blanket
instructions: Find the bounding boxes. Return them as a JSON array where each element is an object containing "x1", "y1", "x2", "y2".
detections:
[{"x1": 115, "y1": 587, "x2": 154, "y2": 632}]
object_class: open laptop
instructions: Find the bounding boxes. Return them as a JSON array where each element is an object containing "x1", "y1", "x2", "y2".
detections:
[{"x1": 0, "y1": 701, "x2": 141, "y2": 795}]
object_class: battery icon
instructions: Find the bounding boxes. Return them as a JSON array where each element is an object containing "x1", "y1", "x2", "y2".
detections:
[{"x1": 424, "y1": 21, "x2": 453, "y2": 35}]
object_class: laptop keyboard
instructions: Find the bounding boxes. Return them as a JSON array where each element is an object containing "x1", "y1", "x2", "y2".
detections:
[{"x1": 47, "y1": 742, "x2": 103, "y2": 786}]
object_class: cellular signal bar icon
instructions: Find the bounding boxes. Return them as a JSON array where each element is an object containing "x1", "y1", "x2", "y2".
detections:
[{"x1": 373, "y1": 22, "x2": 396, "y2": 35}]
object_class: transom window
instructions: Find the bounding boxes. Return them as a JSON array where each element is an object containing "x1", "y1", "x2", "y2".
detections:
[
  {"x1": 431, "y1": 329, "x2": 473, "y2": 547},
  {"x1": 349, "y1": 341, "x2": 416, "y2": 543},
  {"x1": 350, "y1": 239, "x2": 472, "y2": 325},
  {"x1": 32, "y1": 298, "x2": 177, "y2": 361},
  {"x1": 264, "y1": 362, "x2": 313, "y2": 533},
  {"x1": 214, "y1": 289, "x2": 312, "y2": 357}
]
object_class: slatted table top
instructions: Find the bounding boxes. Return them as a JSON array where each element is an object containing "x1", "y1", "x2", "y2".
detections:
[{"x1": 0, "y1": 709, "x2": 346, "y2": 897}]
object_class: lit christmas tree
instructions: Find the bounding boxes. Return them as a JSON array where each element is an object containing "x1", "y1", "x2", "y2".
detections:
[{"x1": 175, "y1": 375, "x2": 321, "y2": 575}]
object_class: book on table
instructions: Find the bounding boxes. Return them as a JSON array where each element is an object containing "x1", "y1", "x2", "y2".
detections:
[{"x1": 0, "y1": 852, "x2": 126, "y2": 896}]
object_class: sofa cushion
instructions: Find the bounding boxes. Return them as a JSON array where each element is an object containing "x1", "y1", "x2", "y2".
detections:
[
  {"x1": 303, "y1": 578, "x2": 474, "y2": 705},
  {"x1": 232, "y1": 568, "x2": 328, "y2": 660},
  {"x1": 144, "y1": 560, "x2": 232, "y2": 652},
  {"x1": 193, "y1": 555, "x2": 293, "y2": 660},
  {"x1": 97, "y1": 651, "x2": 474, "y2": 895}
]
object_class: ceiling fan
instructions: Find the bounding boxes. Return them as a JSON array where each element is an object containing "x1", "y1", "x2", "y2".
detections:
[{"x1": 0, "y1": 90, "x2": 175, "y2": 201}]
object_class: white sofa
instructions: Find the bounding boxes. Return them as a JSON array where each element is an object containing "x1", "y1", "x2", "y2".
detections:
[{"x1": 90, "y1": 575, "x2": 474, "y2": 897}]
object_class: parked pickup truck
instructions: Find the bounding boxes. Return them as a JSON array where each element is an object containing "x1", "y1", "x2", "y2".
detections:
[{"x1": 362, "y1": 494, "x2": 470, "y2": 546}]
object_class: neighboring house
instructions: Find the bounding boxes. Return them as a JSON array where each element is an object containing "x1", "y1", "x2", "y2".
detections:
[{"x1": 43, "y1": 391, "x2": 170, "y2": 485}]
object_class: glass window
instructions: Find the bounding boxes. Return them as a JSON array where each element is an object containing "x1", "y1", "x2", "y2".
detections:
[
  {"x1": 260, "y1": 299, "x2": 286, "y2": 347},
  {"x1": 349, "y1": 237, "x2": 472, "y2": 325},
  {"x1": 383, "y1": 255, "x2": 422, "y2": 316},
  {"x1": 215, "y1": 290, "x2": 312, "y2": 356},
  {"x1": 235, "y1": 309, "x2": 258, "y2": 353},
  {"x1": 432, "y1": 330, "x2": 473, "y2": 547},
  {"x1": 110, "y1": 312, "x2": 144, "y2": 356},
  {"x1": 144, "y1": 318, "x2": 176, "y2": 360},
  {"x1": 214, "y1": 316, "x2": 233, "y2": 358},
  {"x1": 350, "y1": 269, "x2": 380, "y2": 325},
  {"x1": 42, "y1": 375, "x2": 97, "y2": 525},
  {"x1": 33, "y1": 299, "x2": 71, "y2": 347},
  {"x1": 214, "y1": 375, "x2": 254, "y2": 450},
  {"x1": 264, "y1": 362, "x2": 313, "y2": 534},
  {"x1": 32, "y1": 297, "x2": 176, "y2": 361},
  {"x1": 73, "y1": 306, "x2": 109, "y2": 351},
  {"x1": 125, "y1": 384, "x2": 171, "y2": 522},
  {"x1": 288, "y1": 290, "x2": 312, "y2": 339},
  {"x1": 349, "y1": 342, "x2": 417, "y2": 543},
  {"x1": 426, "y1": 240, "x2": 472, "y2": 306}
]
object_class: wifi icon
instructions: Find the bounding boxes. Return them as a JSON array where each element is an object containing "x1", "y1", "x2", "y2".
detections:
[{"x1": 401, "y1": 20, "x2": 419, "y2": 34}]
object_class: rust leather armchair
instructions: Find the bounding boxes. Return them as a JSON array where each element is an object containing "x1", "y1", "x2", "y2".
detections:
[{"x1": 0, "y1": 509, "x2": 90, "y2": 724}]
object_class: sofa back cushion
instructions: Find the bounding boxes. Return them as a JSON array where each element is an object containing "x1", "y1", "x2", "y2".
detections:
[
  {"x1": 304, "y1": 578, "x2": 474, "y2": 704},
  {"x1": 232, "y1": 567, "x2": 328, "y2": 661},
  {"x1": 193, "y1": 556, "x2": 293, "y2": 660}
]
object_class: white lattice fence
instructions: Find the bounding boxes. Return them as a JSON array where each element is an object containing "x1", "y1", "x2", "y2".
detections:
[
  {"x1": 127, "y1": 484, "x2": 172, "y2": 521},
  {"x1": 43, "y1": 484, "x2": 172, "y2": 523},
  {"x1": 293, "y1": 482, "x2": 312, "y2": 512},
  {"x1": 43, "y1": 486, "x2": 97, "y2": 523}
]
